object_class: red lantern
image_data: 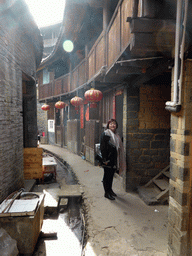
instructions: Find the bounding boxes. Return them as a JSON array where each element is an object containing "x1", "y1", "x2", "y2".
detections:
[
  {"x1": 70, "y1": 96, "x2": 83, "y2": 113},
  {"x1": 41, "y1": 104, "x2": 50, "y2": 111},
  {"x1": 84, "y1": 88, "x2": 103, "y2": 108},
  {"x1": 55, "y1": 101, "x2": 65, "y2": 109}
]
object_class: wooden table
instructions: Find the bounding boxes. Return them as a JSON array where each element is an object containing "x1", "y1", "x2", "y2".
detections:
[{"x1": 42, "y1": 156, "x2": 57, "y2": 183}]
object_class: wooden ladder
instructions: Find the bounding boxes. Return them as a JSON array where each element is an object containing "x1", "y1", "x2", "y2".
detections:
[{"x1": 138, "y1": 165, "x2": 170, "y2": 205}]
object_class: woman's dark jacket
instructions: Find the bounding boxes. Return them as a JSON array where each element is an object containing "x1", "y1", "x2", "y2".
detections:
[{"x1": 100, "y1": 132, "x2": 117, "y2": 169}]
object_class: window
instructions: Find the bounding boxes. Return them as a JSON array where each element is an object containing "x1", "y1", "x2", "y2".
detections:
[
  {"x1": 48, "y1": 120, "x2": 55, "y2": 132},
  {"x1": 43, "y1": 69, "x2": 50, "y2": 84}
]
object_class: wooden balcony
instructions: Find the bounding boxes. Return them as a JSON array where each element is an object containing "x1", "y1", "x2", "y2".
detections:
[
  {"x1": 39, "y1": 73, "x2": 70, "y2": 100},
  {"x1": 39, "y1": 0, "x2": 176, "y2": 101}
]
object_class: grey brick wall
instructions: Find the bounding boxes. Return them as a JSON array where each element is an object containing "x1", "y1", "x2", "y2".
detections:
[
  {"x1": 124, "y1": 85, "x2": 170, "y2": 190},
  {"x1": 0, "y1": 7, "x2": 41, "y2": 202}
]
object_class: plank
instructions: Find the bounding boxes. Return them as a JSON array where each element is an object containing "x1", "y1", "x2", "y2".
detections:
[
  {"x1": 24, "y1": 147, "x2": 43, "y2": 180},
  {"x1": 0, "y1": 199, "x2": 40, "y2": 217},
  {"x1": 153, "y1": 179, "x2": 169, "y2": 191}
]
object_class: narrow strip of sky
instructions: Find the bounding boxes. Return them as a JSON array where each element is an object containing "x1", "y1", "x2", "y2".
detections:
[{"x1": 25, "y1": 0, "x2": 65, "y2": 28}]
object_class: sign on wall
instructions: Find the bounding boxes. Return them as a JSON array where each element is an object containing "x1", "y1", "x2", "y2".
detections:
[{"x1": 48, "y1": 119, "x2": 55, "y2": 132}]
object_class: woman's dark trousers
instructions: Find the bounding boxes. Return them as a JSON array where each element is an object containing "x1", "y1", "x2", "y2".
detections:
[{"x1": 103, "y1": 167, "x2": 115, "y2": 194}]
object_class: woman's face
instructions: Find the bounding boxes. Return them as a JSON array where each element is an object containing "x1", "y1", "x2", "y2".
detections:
[{"x1": 109, "y1": 121, "x2": 117, "y2": 133}]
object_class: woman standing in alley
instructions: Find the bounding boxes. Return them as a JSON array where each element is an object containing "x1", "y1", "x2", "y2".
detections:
[{"x1": 100, "y1": 119, "x2": 126, "y2": 200}]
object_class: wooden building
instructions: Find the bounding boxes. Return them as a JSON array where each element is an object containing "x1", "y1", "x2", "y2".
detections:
[
  {"x1": 37, "y1": 1, "x2": 192, "y2": 255},
  {"x1": 0, "y1": 0, "x2": 43, "y2": 201}
]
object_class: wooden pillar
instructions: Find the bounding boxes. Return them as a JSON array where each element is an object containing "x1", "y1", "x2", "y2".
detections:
[
  {"x1": 103, "y1": 0, "x2": 110, "y2": 31},
  {"x1": 132, "y1": 0, "x2": 139, "y2": 18},
  {"x1": 60, "y1": 108, "x2": 64, "y2": 148}
]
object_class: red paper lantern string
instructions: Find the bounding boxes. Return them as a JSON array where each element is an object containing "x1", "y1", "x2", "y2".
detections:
[
  {"x1": 84, "y1": 88, "x2": 103, "y2": 108},
  {"x1": 70, "y1": 96, "x2": 83, "y2": 113},
  {"x1": 41, "y1": 104, "x2": 50, "y2": 111},
  {"x1": 55, "y1": 101, "x2": 65, "y2": 109}
]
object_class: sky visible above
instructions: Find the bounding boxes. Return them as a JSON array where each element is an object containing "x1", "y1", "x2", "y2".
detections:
[{"x1": 25, "y1": 0, "x2": 65, "y2": 28}]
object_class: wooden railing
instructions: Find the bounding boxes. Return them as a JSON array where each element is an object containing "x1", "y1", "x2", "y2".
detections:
[
  {"x1": 71, "y1": 59, "x2": 86, "y2": 91},
  {"x1": 106, "y1": 0, "x2": 134, "y2": 68},
  {"x1": 87, "y1": 31, "x2": 105, "y2": 81},
  {"x1": 39, "y1": 73, "x2": 70, "y2": 99},
  {"x1": 39, "y1": 0, "x2": 137, "y2": 100}
]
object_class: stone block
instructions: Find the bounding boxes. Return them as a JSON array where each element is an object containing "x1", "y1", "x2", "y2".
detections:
[
  {"x1": 127, "y1": 111, "x2": 138, "y2": 119},
  {"x1": 151, "y1": 140, "x2": 169, "y2": 149},
  {"x1": 133, "y1": 133, "x2": 153, "y2": 140},
  {"x1": 171, "y1": 115, "x2": 179, "y2": 130},
  {"x1": 127, "y1": 140, "x2": 139, "y2": 149},
  {"x1": 143, "y1": 149, "x2": 158, "y2": 155},
  {"x1": 139, "y1": 155, "x2": 151, "y2": 163},
  {"x1": 159, "y1": 149, "x2": 170, "y2": 156},
  {"x1": 140, "y1": 140, "x2": 150, "y2": 148},
  {"x1": 178, "y1": 167, "x2": 190, "y2": 182},
  {"x1": 169, "y1": 183, "x2": 188, "y2": 206},
  {"x1": 132, "y1": 149, "x2": 142, "y2": 157},
  {"x1": 127, "y1": 104, "x2": 139, "y2": 112},
  {"x1": 154, "y1": 134, "x2": 165, "y2": 140},
  {"x1": 171, "y1": 128, "x2": 177, "y2": 134}
]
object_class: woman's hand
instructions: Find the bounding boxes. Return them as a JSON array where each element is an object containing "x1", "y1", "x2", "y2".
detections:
[{"x1": 103, "y1": 160, "x2": 110, "y2": 165}]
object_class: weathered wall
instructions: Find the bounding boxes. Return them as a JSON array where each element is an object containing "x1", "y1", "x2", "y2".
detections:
[
  {"x1": 125, "y1": 84, "x2": 171, "y2": 190},
  {"x1": 168, "y1": 60, "x2": 192, "y2": 256},
  {"x1": 67, "y1": 119, "x2": 81, "y2": 154},
  {"x1": 37, "y1": 102, "x2": 48, "y2": 143},
  {"x1": 23, "y1": 80, "x2": 38, "y2": 148},
  {"x1": 0, "y1": 6, "x2": 40, "y2": 202}
]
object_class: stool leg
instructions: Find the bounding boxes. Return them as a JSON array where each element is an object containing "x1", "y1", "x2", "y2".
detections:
[
  {"x1": 54, "y1": 167, "x2": 56, "y2": 181},
  {"x1": 57, "y1": 197, "x2": 61, "y2": 213}
]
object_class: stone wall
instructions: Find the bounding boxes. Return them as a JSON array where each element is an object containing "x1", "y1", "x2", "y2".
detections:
[
  {"x1": 167, "y1": 60, "x2": 192, "y2": 256},
  {"x1": 125, "y1": 84, "x2": 171, "y2": 190},
  {"x1": 0, "y1": 6, "x2": 40, "y2": 202},
  {"x1": 37, "y1": 102, "x2": 48, "y2": 143}
]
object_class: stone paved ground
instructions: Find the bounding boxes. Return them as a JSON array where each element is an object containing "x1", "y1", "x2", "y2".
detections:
[{"x1": 38, "y1": 144, "x2": 168, "y2": 256}]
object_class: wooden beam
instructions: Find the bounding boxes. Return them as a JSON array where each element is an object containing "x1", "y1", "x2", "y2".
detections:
[
  {"x1": 132, "y1": 0, "x2": 139, "y2": 18},
  {"x1": 130, "y1": 18, "x2": 175, "y2": 34},
  {"x1": 115, "y1": 66, "x2": 142, "y2": 75},
  {"x1": 130, "y1": 33, "x2": 174, "y2": 57},
  {"x1": 131, "y1": 58, "x2": 170, "y2": 87}
]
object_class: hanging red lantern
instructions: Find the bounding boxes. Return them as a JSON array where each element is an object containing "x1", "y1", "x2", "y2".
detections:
[
  {"x1": 55, "y1": 101, "x2": 65, "y2": 109},
  {"x1": 41, "y1": 103, "x2": 50, "y2": 111},
  {"x1": 70, "y1": 96, "x2": 83, "y2": 113},
  {"x1": 84, "y1": 88, "x2": 103, "y2": 108}
]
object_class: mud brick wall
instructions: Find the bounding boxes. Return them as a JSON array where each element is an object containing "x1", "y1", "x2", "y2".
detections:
[
  {"x1": 0, "y1": 7, "x2": 40, "y2": 202},
  {"x1": 125, "y1": 84, "x2": 171, "y2": 190},
  {"x1": 167, "y1": 60, "x2": 192, "y2": 256}
]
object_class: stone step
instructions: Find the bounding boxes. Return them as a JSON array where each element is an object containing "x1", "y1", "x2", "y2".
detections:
[
  {"x1": 138, "y1": 184, "x2": 169, "y2": 205},
  {"x1": 153, "y1": 179, "x2": 169, "y2": 191}
]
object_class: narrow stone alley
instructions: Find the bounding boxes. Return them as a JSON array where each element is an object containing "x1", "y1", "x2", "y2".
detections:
[{"x1": 38, "y1": 145, "x2": 168, "y2": 256}]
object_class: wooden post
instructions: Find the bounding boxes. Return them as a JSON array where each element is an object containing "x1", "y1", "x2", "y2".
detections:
[
  {"x1": 103, "y1": 0, "x2": 110, "y2": 31},
  {"x1": 132, "y1": 0, "x2": 139, "y2": 18}
]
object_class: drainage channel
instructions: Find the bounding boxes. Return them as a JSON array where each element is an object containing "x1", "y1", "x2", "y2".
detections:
[{"x1": 32, "y1": 153, "x2": 86, "y2": 256}]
